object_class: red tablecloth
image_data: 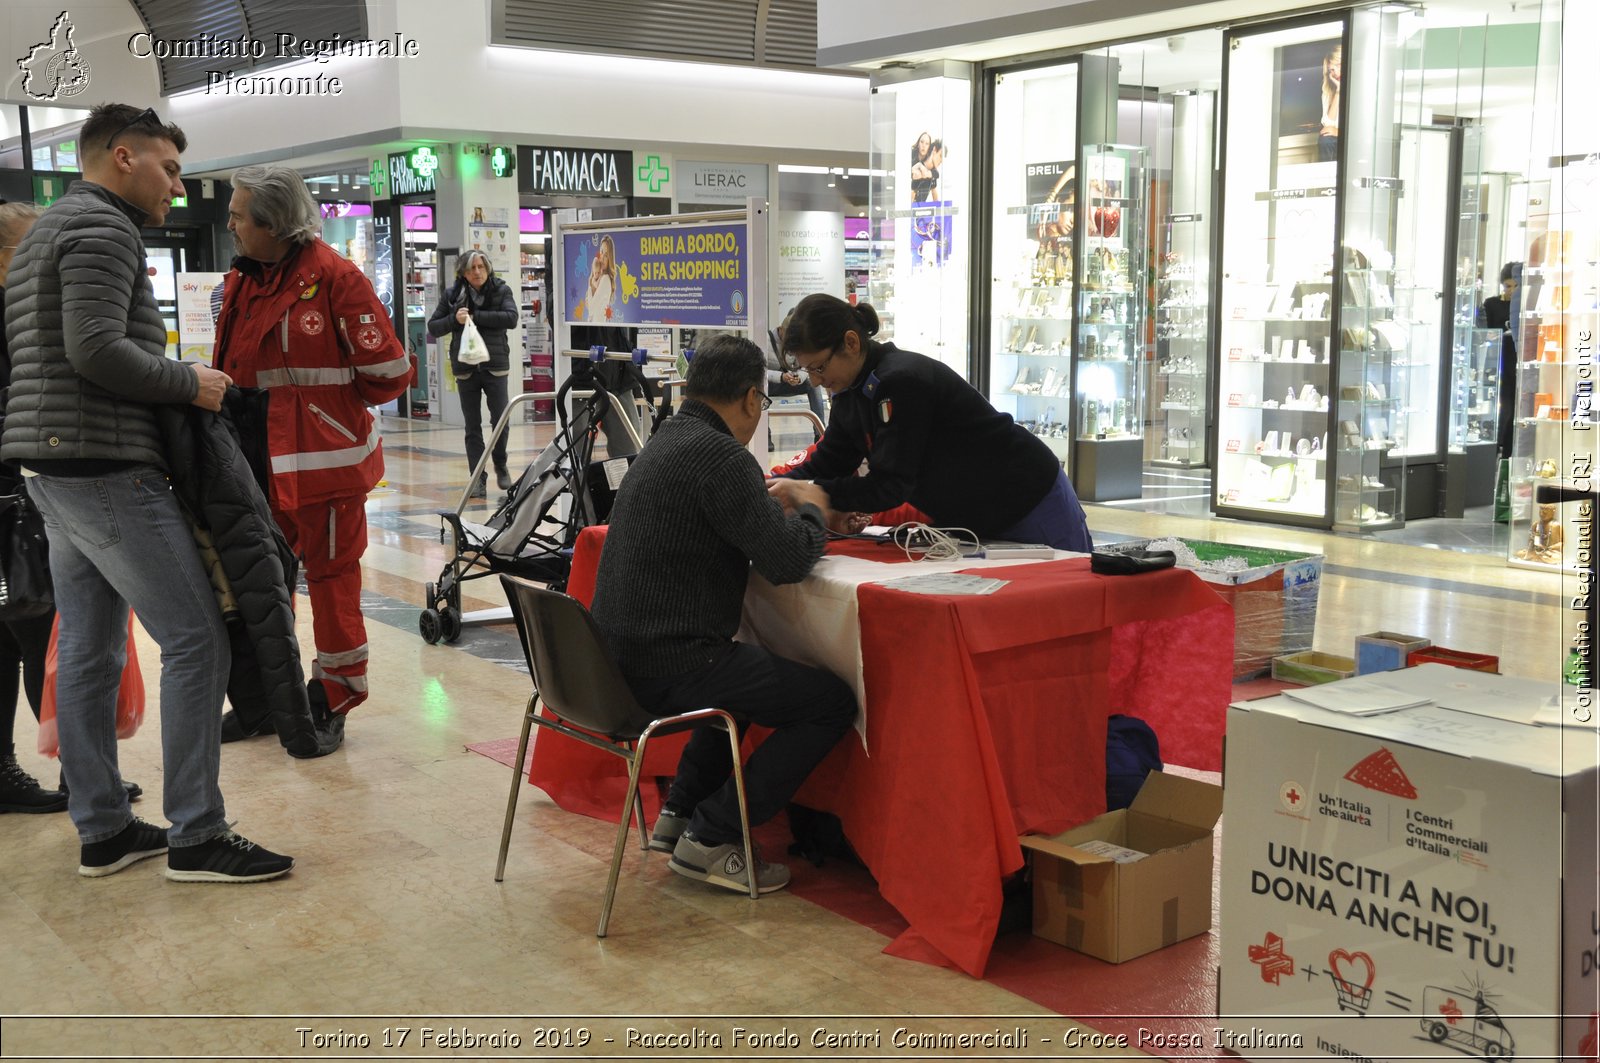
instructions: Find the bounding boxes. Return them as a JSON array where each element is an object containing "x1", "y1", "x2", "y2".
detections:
[{"x1": 528, "y1": 525, "x2": 1233, "y2": 975}]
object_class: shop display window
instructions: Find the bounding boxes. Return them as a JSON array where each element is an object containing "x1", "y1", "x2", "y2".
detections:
[
  {"x1": 1073, "y1": 142, "x2": 1148, "y2": 498},
  {"x1": 1215, "y1": 9, "x2": 1425, "y2": 529},
  {"x1": 986, "y1": 61, "x2": 1079, "y2": 466},
  {"x1": 1152, "y1": 89, "x2": 1216, "y2": 470},
  {"x1": 1214, "y1": 18, "x2": 1347, "y2": 524},
  {"x1": 1508, "y1": 157, "x2": 1599, "y2": 574},
  {"x1": 867, "y1": 64, "x2": 972, "y2": 376}
]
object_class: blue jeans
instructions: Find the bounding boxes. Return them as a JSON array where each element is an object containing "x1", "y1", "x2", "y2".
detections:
[{"x1": 29, "y1": 468, "x2": 229, "y2": 847}]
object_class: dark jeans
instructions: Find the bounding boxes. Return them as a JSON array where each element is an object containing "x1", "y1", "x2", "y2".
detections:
[
  {"x1": 626, "y1": 643, "x2": 856, "y2": 846},
  {"x1": 459, "y1": 370, "x2": 510, "y2": 476}
]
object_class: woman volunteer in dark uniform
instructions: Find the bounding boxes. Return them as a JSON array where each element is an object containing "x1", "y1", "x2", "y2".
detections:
[{"x1": 772, "y1": 292, "x2": 1092, "y2": 551}]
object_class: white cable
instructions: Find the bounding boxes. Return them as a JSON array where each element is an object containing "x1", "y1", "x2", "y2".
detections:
[{"x1": 891, "y1": 521, "x2": 981, "y2": 562}]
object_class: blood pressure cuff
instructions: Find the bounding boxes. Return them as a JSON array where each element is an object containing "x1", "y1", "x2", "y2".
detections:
[{"x1": 1090, "y1": 547, "x2": 1177, "y2": 576}]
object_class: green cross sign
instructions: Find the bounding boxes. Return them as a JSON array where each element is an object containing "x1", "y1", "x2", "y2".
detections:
[
  {"x1": 369, "y1": 158, "x2": 388, "y2": 199},
  {"x1": 411, "y1": 146, "x2": 440, "y2": 180},
  {"x1": 636, "y1": 154, "x2": 670, "y2": 194}
]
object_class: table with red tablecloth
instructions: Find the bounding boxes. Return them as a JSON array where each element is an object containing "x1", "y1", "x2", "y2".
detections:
[{"x1": 528, "y1": 525, "x2": 1233, "y2": 976}]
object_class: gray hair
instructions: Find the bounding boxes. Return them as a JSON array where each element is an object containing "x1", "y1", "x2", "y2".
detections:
[
  {"x1": 456, "y1": 249, "x2": 493, "y2": 279},
  {"x1": 230, "y1": 165, "x2": 321, "y2": 245}
]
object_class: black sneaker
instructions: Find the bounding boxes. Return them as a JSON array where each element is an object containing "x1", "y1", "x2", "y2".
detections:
[
  {"x1": 79, "y1": 818, "x2": 169, "y2": 877},
  {"x1": 0, "y1": 753, "x2": 68, "y2": 814},
  {"x1": 166, "y1": 830, "x2": 294, "y2": 883},
  {"x1": 495, "y1": 466, "x2": 513, "y2": 491}
]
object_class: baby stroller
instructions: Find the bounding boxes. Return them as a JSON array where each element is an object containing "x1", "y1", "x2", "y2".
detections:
[{"x1": 419, "y1": 379, "x2": 642, "y2": 644}]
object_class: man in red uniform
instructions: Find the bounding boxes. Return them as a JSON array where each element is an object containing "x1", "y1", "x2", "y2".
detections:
[{"x1": 214, "y1": 165, "x2": 412, "y2": 736}]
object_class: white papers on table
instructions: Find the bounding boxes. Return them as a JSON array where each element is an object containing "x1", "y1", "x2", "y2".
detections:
[
  {"x1": 1279, "y1": 663, "x2": 1565, "y2": 727},
  {"x1": 1278, "y1": 671, "x2": 1435, "y2": 716},
  {"x1": 874, "y1": 572, "x2": 1009, "y2": 596}
]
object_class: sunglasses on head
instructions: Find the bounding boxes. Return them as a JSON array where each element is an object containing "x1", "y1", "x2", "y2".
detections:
[{"x1": 104, "y1": 107, "x2": 162, "y2": 151}]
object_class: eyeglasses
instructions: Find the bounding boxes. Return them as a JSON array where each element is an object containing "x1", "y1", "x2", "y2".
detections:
[
  {"x1": 798, "y1": 346, "x2": 838, "y2": 380},
  {"x1": 104, "y1": 107, "x2": 161, "y2": 151},
  {"x1": 755, "y1": 390, "x2": 772, "y2": 412}
]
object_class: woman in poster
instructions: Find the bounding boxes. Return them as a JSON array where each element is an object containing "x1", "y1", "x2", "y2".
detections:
[
  {"x1": 584, "y1": 234, "x2": 618, "y2": 322},
  {"x1": 1318, "y1": 42, "x2": 1342, "y2": 162},
  {"x1": 910, "y1": 134, "x2": 943, "y2": 203}
]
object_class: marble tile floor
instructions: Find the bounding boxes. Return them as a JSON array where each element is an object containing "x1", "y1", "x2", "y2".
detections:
[{"x1": 0, "y1": 413, "x2": 1572, "y2": 1059}]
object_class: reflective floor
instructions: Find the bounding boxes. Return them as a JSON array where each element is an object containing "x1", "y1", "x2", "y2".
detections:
[{"x1": 0, "y1": 412, "x2": 1572, "y2": 1057}]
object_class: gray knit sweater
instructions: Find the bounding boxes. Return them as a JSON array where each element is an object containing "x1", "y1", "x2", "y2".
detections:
[{"x1": 591, "y1": 400, "x2": 826, "y2": 678}]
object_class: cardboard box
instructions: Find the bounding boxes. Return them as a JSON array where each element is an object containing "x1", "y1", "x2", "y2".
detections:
[
  {"x1": 1021, "y1": 771, "x2": 1223, "y2": 963},
  {"x1": 1217, "y1": 673, "x2": 1598, "y2": 1062},
  {"x1": 1355, "y1": 631, "x2": 1431, "y2": 674},
  {"x1": 1408, "y1": 645, "x2": 1499, "y2": 672},
  {"x1": 1272, "y1": 650, "x2": 1356, "y2": 685}
]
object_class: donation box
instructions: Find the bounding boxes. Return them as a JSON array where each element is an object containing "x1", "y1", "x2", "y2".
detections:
[{"x1": 1217, "y1": 673, "x2": 1598, "y2": 1062}]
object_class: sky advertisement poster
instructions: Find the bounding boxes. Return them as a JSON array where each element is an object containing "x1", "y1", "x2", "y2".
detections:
[{"x1": 563, "y1": 223, "x2": 748, "y2": 328}]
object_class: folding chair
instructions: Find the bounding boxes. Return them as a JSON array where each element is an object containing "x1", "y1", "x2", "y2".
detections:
[{"x1": 494, "y1": 575, "x2": 759, "y2": 936}]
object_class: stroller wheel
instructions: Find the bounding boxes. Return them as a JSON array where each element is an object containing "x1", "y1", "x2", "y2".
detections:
[
  {"x1": 419, "y1": 608, "x2": 443, "y2": 645},
  {"x1": 440, "y1": 606, "x2": 463, "y2": 644}
]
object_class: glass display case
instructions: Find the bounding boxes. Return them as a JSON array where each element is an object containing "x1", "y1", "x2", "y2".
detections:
[
  {"x1": 1214, "y1": 8, "x2": 1423, "y2": 528},
  {"x1": 1213, "y1": 17, "x2": 1346, "y2": 524},
  {"x1": 1451, "y1": 326, "x2": 1502, "y2": 464},
  {"x1": 987, "y1": 60, "x2": 1079, "y2": 466},
  {"x1": 1328, "y1": 6, "x2": 1425, "y2": 530},
  {"x1": 1332, "y1": 254, "x2": 1405, "y2": 529},
  {"x1": 1508, "y1": 158, "x2": 1600, "y2": 573},
  {"x1": 867, "y1": 63, "x2": 973, "y2": 376},
  {"x1": 1073, "y1": 143, "x2": 1147, "y2": 499},
  {"x1": 1446, "y1": 125, "x2": 1498, "y2": 511},
  {"x1": 1151, "y1": 90, "x2": 1215, "y2": 470}
]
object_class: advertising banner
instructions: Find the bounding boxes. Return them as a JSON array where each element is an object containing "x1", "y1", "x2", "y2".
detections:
[
  {"x1": 679, "y1": 160, "x2": 768, "y2": 207},
  {"x1": 175, "y1": 272, "x2": 227, "y2": 362},
  {"x1": 775, "y1": 210, "x2": 844, "y2": 321},
  {"x1": 563, "y1": 223, "x2": 748, "y2": 328}
]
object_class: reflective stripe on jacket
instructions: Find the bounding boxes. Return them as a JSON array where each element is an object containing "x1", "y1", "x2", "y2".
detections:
[{"x1": 215, "y1": 239, "x2": 411, "y2": 508}]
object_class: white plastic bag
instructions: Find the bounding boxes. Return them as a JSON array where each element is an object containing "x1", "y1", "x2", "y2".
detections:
[{"x1": 458, "y1": 317, "x2": 490, "y2": 365}]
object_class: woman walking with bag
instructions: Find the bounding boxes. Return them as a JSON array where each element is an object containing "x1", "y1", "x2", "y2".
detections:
[{"x1": 428, "y1": 250, "x2": 520, "y2": 497}]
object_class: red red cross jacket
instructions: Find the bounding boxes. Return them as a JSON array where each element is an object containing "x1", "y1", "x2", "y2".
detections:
[{"x1": 215, "y1": 239, "x2": 413, "y2": 509}]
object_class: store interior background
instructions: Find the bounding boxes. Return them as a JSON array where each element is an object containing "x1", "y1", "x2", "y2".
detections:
[{"x1": 0, "y1": 0, "x2": 1578, "y2": 567}]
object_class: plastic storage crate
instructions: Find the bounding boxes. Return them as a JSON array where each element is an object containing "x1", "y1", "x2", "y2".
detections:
[{"x1": 1103, "y1": 537, "x2": 1323, "y2": 679}]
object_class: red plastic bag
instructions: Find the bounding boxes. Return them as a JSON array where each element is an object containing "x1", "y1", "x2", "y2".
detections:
[{"x1": 37, "y1": 610, "x2": 146, "y2": 757}]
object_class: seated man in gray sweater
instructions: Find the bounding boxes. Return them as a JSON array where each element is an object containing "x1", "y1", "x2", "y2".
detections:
[{"x1": 590, "y1": 335, "x2": 857, "y2": 894}]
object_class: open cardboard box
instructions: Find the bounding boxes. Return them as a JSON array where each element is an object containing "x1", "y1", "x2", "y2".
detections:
[{"x1": 1020, "y1": 770, "x2": 1223, "y2": 963}]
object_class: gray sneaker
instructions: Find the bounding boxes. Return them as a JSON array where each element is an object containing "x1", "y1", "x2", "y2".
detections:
[
  {"x1": 669, "y1": 832, "x2": 790, "y2": 894},
  {"x1": 648, "y1": 809, "x2": 689, "y2": 853}
]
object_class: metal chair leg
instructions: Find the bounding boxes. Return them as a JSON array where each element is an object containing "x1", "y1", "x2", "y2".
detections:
[
  {"x1": 717, "y1": 711, "x2": 759, "y2": 901},
  {"x1": 632, "y1": 786, "x2": 650, "y2": 852},
  {"x1": 494, "y1": 698, "x2": 537, "y2": 882},
  {"x1": 598, "y1": 738, "x2": 652, "y2": 937}
]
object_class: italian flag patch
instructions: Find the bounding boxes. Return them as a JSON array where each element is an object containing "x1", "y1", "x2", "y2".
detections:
[{"x1": 878, "y1": 399, "x2": 893, "y2": 424}]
